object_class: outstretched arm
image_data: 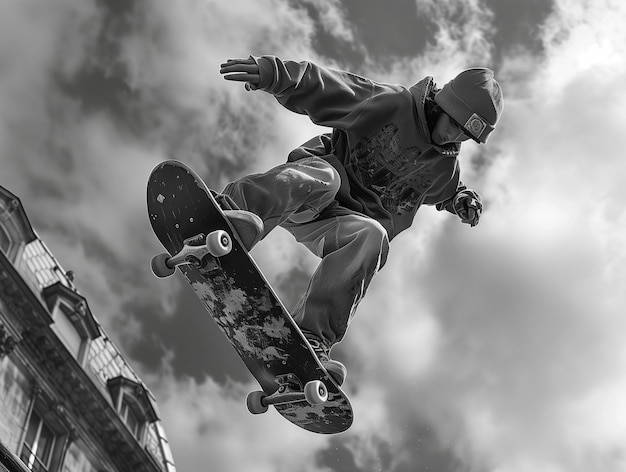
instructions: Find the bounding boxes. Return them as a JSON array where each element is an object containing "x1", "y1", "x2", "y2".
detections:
[{"x1": 220, "y1": 55, "x2": 378, "y2": 130}]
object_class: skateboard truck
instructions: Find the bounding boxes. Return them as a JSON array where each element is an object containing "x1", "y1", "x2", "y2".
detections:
[
  {"x1": 151, "y1": 230, "x2": 232, "y2": 278},
  {"x1": 246, "y1": 374, "x2": 328, "y2": 415}
]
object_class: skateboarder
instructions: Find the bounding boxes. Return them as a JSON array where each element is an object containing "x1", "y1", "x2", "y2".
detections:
[{"x1": 217, "y1": 55, "x2": 504, "y2": 386}]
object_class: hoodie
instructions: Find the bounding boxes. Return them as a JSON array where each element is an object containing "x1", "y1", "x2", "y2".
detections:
[{"x1": 253, "y1": 55, "x2": 466, "y2": 240}]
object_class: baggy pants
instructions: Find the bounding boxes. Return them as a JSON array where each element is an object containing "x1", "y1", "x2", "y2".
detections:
[{"x1": 222, "y1": 157, "x2": 389, "y2": 346}]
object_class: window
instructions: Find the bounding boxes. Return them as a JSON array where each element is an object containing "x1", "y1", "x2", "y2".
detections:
[
  {"x1": 51, "y1": 304, "x2": 83, "y2": 359},
  {"x1": 120, "y1": 399, "x2": 142, "y2": 437},
  {"x1": 61, "y1": 441, "x2": 101, "y2": 472},
  {"x1": 106, "y1": 377, "x2": 159, "y2": 443},
  {"x1": 20, "y1": 410, "x2": 57, "y2": 472},
  {"x1": 42, "y1": 283, "x2": 99, "y2": 366},
  {"x1": 0, "y1": 225, "x2": 10, "y2": 254}
]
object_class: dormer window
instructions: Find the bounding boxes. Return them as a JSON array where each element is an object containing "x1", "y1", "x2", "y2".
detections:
[
  {"x1": 120, "y1": 396, "x2": 142, "y2": 437},
  {"x1": 107, "y1": 377, "x2": 160, "y2": 442},
  {"x1": 42, "y1": 282, "x2": 99, "y2": 364}
]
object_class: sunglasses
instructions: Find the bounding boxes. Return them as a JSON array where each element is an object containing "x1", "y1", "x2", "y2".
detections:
[{"x1": 446, "y1": 114, "x2": 471, "y2": 141}]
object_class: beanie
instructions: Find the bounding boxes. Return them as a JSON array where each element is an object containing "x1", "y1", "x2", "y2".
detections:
[{"x1": 434, "y1": 68, "x2": 503, "y2": 143}]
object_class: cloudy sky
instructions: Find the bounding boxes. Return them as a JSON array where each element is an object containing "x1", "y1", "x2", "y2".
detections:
[{"x1": 2, "y1": 0, "x2": 626, "y2": 471}]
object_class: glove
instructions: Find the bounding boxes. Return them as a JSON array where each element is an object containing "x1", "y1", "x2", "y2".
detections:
[{"x1": 453, "y1": 189, "x2": 482, "y2": 227}]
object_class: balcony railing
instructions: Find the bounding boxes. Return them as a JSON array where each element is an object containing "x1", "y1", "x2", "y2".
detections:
[
  {"x1": 18, "y1": 445, "x2": 47, "y2": 472},
  {"x1": 0, "y1": 440, "x2": 35, "y2": 472}
]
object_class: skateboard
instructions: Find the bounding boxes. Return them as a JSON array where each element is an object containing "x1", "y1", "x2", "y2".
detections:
[{"x1": 147, "y1": 160, "x2": 353, "y2": 434}]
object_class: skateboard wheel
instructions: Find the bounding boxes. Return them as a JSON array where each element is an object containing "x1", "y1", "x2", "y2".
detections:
[
  {"x1": 304, "y1": 380, "x2": 328, "y2": 405},
  {"x1": 206, "y1": 230, "x2": 232, "y2": 257},
  {"x1": 246, "y1": 391, "x2": 269, "y2": 414},
  {"x1": 151, "y1": 253, "x2": 175, "y2": 278}
]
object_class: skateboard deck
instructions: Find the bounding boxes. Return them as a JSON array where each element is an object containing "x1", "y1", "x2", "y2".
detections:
[{"x1": 147, "y1": 160, "x2": 353, "y2": 434}]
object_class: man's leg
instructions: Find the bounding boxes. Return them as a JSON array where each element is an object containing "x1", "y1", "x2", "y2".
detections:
[
  {"x1": 221, "y1": 157, "x2": 340, "y2": 239},
  {"x1": 283, "y1": 213, "x2": 390, "y2": 347}
]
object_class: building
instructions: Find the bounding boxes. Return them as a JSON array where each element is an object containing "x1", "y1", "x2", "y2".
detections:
[{"x1": 0, "y1": 185, "x2": 177, "y2": 472}]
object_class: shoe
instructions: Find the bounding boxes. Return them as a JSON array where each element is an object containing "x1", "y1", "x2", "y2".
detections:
[
  {"x1": 223, "y1": 210, "x2": 263, "y2": 251},
  {"x1": 302, "y1": 330, "x2": 347, "y2": 386},
  {"x1": 212, "y1": 192, "x2": 264, "y2": 251}
]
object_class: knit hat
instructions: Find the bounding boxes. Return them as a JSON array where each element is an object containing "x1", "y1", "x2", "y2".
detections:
[{"x1": 434, "y1": 68, "x2": 503, "y2": 143}]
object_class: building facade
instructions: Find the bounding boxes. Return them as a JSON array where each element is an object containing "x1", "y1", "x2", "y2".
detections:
[{"x1": 0, "y1": 185, "x2": 177, "y2": 472}]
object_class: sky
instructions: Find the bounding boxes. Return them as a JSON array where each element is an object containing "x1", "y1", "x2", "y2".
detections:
[{"x1": 2, "y1": 0, "x2": 626, "y2": 471}]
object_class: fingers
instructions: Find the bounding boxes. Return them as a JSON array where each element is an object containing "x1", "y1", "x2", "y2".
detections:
[
  {"x1": 454, "y1": 191, "x2": 482, "y2": 227},
  {"x1": 462, "y1": 209, "x2": 479, "y2": 226},
  {"x1": 220, "y1": 57, "x2": 256, "y2": 69},
  {"x1": 222, "y1": 73, "x2": 260, "y2": 84},
  {"x1": 220, "y1": 58, "x2": 260, "y2": 85},
  {"x1": 457, "y1": 204, "x2": 479, "y2": 226},
  {"x1": 220, "y1": 62, "x2": 257, "y2": 75}
]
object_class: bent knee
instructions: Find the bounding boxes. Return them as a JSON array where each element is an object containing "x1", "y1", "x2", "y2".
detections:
[
  {"x1": 292, "y1": 157, "x2": 341, "y2": 194},
  {"x1": 350, "y1": 218, "x2": 390, "y2": 268},
  {"x1": 360, "y1": 219, "x2": 389, "y2": 248},
  {"x1": 325, "y1": 165, "x2": 341, "y2": 195}
]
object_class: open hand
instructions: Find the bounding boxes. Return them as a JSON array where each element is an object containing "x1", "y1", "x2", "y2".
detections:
[{"x1": 220, "y1": 57, "x2": 260, "y2": 90}]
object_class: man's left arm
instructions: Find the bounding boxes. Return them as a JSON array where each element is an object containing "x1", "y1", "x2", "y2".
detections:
[{"x1": 220, "y1": 55, "x2": 379, "y2": 130}]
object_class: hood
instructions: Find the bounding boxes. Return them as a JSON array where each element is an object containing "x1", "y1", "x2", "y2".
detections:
[{"x1": 408, "y1": 77, "x2": 461, "y2": 158}]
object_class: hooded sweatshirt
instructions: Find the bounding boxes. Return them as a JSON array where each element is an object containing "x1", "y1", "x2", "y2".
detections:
[{"x1": 253, "y1": 55, "x2": 467, "y2": 240}]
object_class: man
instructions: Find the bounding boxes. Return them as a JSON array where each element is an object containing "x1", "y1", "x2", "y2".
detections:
[{"x1": 217, "y1": 55, "x2": 503, "y2": 386}]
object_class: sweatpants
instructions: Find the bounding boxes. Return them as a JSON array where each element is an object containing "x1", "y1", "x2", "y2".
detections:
[{"x1": 222, "y1": 157, "x2": 389, "y2": 346}]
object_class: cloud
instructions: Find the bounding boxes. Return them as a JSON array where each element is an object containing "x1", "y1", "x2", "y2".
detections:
[
  {"x1": 4, "y1": 0, "x2": 626, "y2": 471},
  {"x1": 0, "y1": 0, "x2": 328, "y2": 334},
  {"x1": 361, "y1": 0, "x2": 496, "y2": 92},
  {"x1": 144, "y1": 359, "x2": 336, "y2": 472},
  {"x1": 299, "y1": 0, "x2": 356, "y2": 45},
  {"x1": 420, "y1": 0, "x2": 495, "y2": 60},
  {"x1": 0, "y1": 0, "x2": 352, "y2": 469},
  {"x1": 328, "y1": 1, "x2": 626, "y2": 471}
]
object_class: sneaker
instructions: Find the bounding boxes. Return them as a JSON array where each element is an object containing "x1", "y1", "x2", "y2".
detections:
[
  {"x1": 223, "y1": 209, "x2": 263, "y2": 251},
  {"x1": 212, "y1": 192, "x2": 264, "y2": 251},
  {"x1": 302, "y1": 330, "x2": 347, "y2": 386}
]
